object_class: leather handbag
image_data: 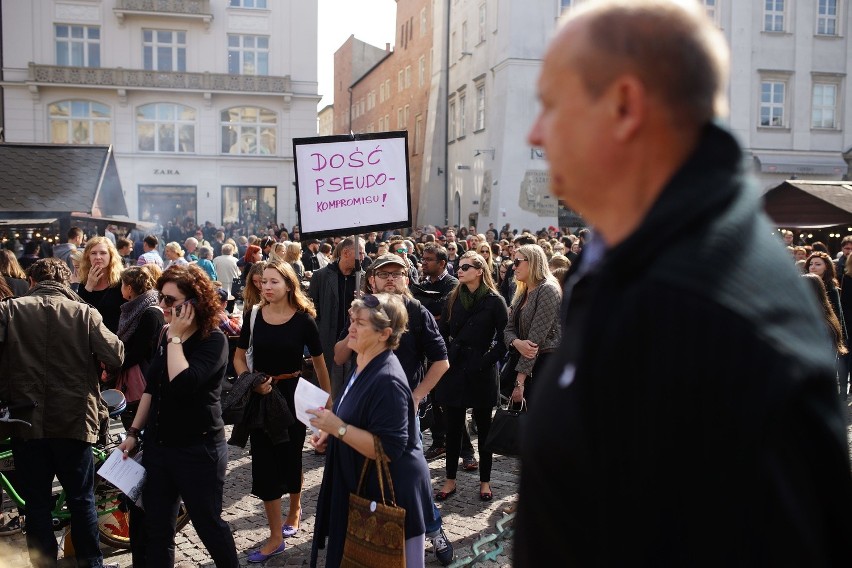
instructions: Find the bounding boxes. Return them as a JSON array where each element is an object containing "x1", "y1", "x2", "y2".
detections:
[
  {"x1": 482, "y1": 399, "x2": 526, "y2": 457},
  {"x1": 116, "y1": 364, "x2": 146, "y2": 404},
  {"x1": 341, "y1": 435, "x2": 406, "y2": 568}
]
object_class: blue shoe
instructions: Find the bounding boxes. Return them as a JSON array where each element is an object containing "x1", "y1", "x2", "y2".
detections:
[
  {"x1": 247, "y1": 541, "x2": 286, "y2": 563},
  {"x1": 432, "y1": 528, "x2": 454, "y2": 566},
  {"x1": 282, "y1": 523, "x2": 299, "y2": 538}
]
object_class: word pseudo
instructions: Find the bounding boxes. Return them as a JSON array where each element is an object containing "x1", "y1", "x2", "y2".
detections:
[{"x1": 310, "y1": 145, "x2": 389, "y2": 195}]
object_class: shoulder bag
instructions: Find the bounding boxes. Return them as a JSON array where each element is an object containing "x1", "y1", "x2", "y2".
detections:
[
  {"x1": 482, "y1": 399, "x2": 526, "y2": 457},
  {"x1": 341, "y1": 435, "x2": 406, "y2": 568},
  {"x1": 245, "y1": 305, "x2": 260, "y2": 372}
]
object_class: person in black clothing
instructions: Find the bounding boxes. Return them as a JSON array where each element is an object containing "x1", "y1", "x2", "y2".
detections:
[
  {"x1": 17, "y1": 240, "x2": 41, "y2": 271},
  {"x1": 77, "y1": 236, "x2": 127, "y2": 333},
  {"x1": 233, "y1": 260, "x2": 331, "y2": 562},
  {"x1": 518, "y1": 2, "x2": 852, "y2": 566},
  {"x1": 301, "y1": 239, "x2": 321, "y2": 273},
  {"x1": 119, "y1": 265, "x2": 239, "y2": 568},
  {"x1": 0, "y1": 250, "x2": 29, "y2": 297}
]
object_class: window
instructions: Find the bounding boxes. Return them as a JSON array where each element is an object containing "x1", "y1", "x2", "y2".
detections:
[
  {"x1": 419, "y1": 56, "x2": 426, "y2": 87},
  {"x1": 228, "y1": 35, "x2": 269, "y2": 75},
  {"x1": 451, "y1": 32, "x2": 456, "y2": 61},
  {"x1": 385, "y1": 79, "x2": 391, "y2": 98},
  {"x1": 478, "y1": 4, "x2": 487, "y2": 43},
  {"x1": 405, "y1": 65, "x2": 412, "y2": 88},
  {"x1": 475, "y1": 84, "x2": 486, "y2": 130},
  {"x1": 55, "y1": 25, "x2": 100, "y2": 67},
  {"x1": 398, "y1": 70, "x2": 404, "y2": 92},
  {"x1": 459, "y1": 93, "x2": 466, "y2": 137},
  {"x1": 398, "y1": 108, "x2": 404, "y2": 129},
  {"x1": 414, "y1": 114, "x2": 423, "y2": 154},
  {"x1": 49, "y1": 100, "x2": 111, "y2": 144},
  {"x1": 817, "y1": 0, "x2": 838, "y2": 35},
  {"x1": 421, "y1": 7, "x2": 427, "y2": 35},
  {"x1": 137, "y1": 103, "x2": 195, "y2": 153},
  {"x1": 760, "y1": 81, "x2": 786, "y2": 127},
  {"x1": 380, "y1": 83, "x2": 386, "y2": 103},
  {"x1": 143, "y1": 30, "x2": 186, "y2": 72},
  {"x1": 222, "y1": 186, "x2": 276, "y2": 226},
  {"x1": 462, "y1": 21, "x2": 468, "y2": 54},
  {"x1": 139, "y1": 185, "x2": 196, "y2": 225},
  {"x1": 229, "y1": 0, "x2": 267, "y2": 7},
  {"x1": 404, "y1": 105, "x2": 410, "y2": 129},
  {"x1": 560, "y1": 0, "x2": 573, "y2": 15},
  {"x1": 449, "y1": 99, "x2": 457, "y2": 139},
  {"x1": 702, "y1": 0, "x2": 717, "y2": 21},
  {"x1": 221, "y1": 107, "x2": 277, "y2": 155},
  {"x1": 812, "y1": 83, "x2": 838, "y2": 128},
  {"x1": 764, "y1": 0, "x2": 785, "y2": 32}
]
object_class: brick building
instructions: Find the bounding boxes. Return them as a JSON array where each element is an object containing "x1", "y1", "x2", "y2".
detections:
[{"x1": 332, "y1": 0, "x2": 433, "y2": 225}]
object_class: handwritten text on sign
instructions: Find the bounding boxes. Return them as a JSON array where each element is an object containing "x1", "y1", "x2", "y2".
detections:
[{"x1": 295, "y1": 136, "x2": 409, "y2": 235}]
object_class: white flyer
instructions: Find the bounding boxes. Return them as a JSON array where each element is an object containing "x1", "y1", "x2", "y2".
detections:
[
  {"x1": 97, "y1": 448, "x2": 146, "y2": 502},
  {"x1": 294, "y1": 377, "x2": 331, "y2": 435}
]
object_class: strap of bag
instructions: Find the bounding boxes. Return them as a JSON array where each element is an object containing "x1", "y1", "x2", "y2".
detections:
[
  {"x1": 249, "y1": 304, "x2": 259, "y2": 342},
  {"x1": 355, "y1": 435, "x2": 398, "y2": 507}
]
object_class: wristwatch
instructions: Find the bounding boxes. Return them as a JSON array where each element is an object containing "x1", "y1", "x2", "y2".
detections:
[
  {"x1": 337, "y1": 423, "x2": 348, "y2": 439},
  {"x1": 169, "y1": 336, "x2": 183, "y2": 344}
]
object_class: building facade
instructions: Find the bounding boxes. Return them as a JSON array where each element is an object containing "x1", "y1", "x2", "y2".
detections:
[{"x1": 1, "y1": 0, "x2": 319, "y2": 232}]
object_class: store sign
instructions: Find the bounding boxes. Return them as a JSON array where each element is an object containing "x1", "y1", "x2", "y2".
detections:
[
  {"x1": 153, "y1": 169, "x2": 180, "y2": 175},
  {"x1": 293, "y1": 131, "x2": 412, "y2": 239}
]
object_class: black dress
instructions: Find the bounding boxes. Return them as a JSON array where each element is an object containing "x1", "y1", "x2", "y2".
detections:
[
  {"x1": 236, "y1": 309, "x2": 323, "y2": 500},
  {"x1": 78, "y1": 284, "x2": 126, "y2": 333}
]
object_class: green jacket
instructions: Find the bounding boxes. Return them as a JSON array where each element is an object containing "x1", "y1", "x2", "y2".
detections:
[{"x1": 0, "y1": 283, "x2": 124, "y2": 443}]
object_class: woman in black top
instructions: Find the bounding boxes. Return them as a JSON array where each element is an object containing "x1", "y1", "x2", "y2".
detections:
[
  {"x1": 118, "y1": 265, "x2": 239, "y2": 568},
  {"x1": 233, "y1": 260, "x2": 331, "y2": 562},
  {"x1": 0, "y1": 249, "x2": 30, "y2": 297},
  {"x1": 435, "y1": 252, "x2": 508, "y2": 502},
  {"x1": 78, "y1": 236, "x2": 126, "y2": 333}
]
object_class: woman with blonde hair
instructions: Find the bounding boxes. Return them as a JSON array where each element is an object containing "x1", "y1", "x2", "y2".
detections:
[
  {"x1": 69, "y1": 250, "x2": 84, "y2": 292},
  {"x1": 0, "y1": 249, "x2": 30, "y2": 296},
  {"x1": 283, "y1": 242, "x2": 305, "y2": 281},
  {"x1": 504, "y1": 244, "x2": 562, "y2": 406},
  {"x1": 233, "y1": 260, "x2": 330, "y2": 562},
  {"x1": 163, "y1": 242, "x2": 188, "y2": 270},
  {"x1": 268, "y1": 242, "x2": 287, "y2": 263},
  {"x1": 78, "y1": 236, "x2": 126, "y2": 332},
  {"x1": 242, "y1": 261, "x2": 267, "y2": 316},
  {"x1": 477, "y1": 242, "x2": 498, "y2": 283}
]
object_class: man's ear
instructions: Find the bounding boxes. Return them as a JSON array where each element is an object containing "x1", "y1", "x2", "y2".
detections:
[{"x1": 609, "y1": 75, "x2": 646, "y2": 142}]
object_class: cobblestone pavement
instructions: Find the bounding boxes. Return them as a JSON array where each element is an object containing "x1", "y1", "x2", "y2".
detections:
[{"x1": 1, "y1": 424, "x2": 517, "y2": 567}]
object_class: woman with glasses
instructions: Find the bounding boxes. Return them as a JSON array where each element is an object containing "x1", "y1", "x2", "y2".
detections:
[
  {"x1": 233, "y1": 260, "x2": 331, "y2": 563},
  {"x1": 446, "y1": 243, "x2": 460, "y2": 274},
  {"x1": 477, "y1": 243, "x2": 499, "y2": 283},
  {"x1": 78, "y1": 236, "x2": 127, "y2": 333},
  {"x1": 118, "y1": 264, "x2": 239, "y2": 568},
  {"x1": 308, "y1": 293, "x2": 434, "y2": 568},
  {"x1": 434, "y1": 252, "x2": 508, "y2": 502},
  {"x1": 504, "y1": 244, "x2": 562, "y2": 405}
]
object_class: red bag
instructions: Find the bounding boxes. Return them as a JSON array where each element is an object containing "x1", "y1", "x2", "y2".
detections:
[{"x1": 116, "y1": 364, "x2": 146, "y2": 403}]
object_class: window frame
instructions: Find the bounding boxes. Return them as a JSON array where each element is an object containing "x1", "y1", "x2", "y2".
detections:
[
  {"x1": 55, "y1": 24, "x2": 101, "y2": 68},
  {"x1": 478, "y1": 4, "x2": 487, "y2": 43},
  {"x1": 143, "y1": 29, "x2": 187, "y2": 72},
  {"x1": 763, "y1": 0, "x2": 786, "y2": 33},
  {"x1": 758, "y1": 76, "x2": 790, "y2": 129},
  {"x1": 811, "y1": 76, "x2": 843, "y2": 130},
  {"x1": 229, "y1": 0, "x2": 268, "y2": 7},
  {"x1": 220, "y1": 106, "x2": 278, "y2": 156},
  {"x1": 816, "y1": 0, "x2": 839, "y2": 36},
  {"x1": 419, "y1": 56, "x2": 426, "y2": 88},
  {"x1": 458, "y1": 92, "x2": 467, "y2": 138},
  {"x1": 136, "y1": 102, "x2": 197, "y2": 153},
  {"x1": 48, "y1": 99, "x2": 111, "y2": 145},
  {"x1": 227, "y1": 34, "x2": 270, "y2": 76},
  {"x1": 475, "y1": 82, "x2": 486, "y2": 132},
  {"x1": 448, "y1": 97, "x2": 457, "y2": 141}
]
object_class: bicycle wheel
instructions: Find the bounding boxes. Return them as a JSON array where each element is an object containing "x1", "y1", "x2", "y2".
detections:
[{"x1": 97, "y1": 491, "x2": 191, "y2": 550}]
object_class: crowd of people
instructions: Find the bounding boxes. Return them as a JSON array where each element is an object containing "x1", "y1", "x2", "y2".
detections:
[{"x1": 3, "y1": 1, "x2": 852, "y2": 566}]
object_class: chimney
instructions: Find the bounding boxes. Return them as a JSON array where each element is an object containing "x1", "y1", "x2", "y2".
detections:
[{"x1": 386, "y1": 43, "x2": 391, "y2": 52}]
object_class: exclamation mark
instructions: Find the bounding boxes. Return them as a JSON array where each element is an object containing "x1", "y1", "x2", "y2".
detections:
[{"x1": 382, "y1": 193, "x2": 387, "y2": 207}]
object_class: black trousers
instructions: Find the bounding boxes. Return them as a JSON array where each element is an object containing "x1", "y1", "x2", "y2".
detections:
[
  {"x1": 429, "y1": 404, "x2": 474, "y2": 458},
  {"x1": 142, "y1": 436, "x2": 239, "y2": 567},
  {"x1": 446, "y1": 407, "x2": 493, "y2": 481}
]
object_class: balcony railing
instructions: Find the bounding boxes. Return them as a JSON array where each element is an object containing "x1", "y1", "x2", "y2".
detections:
[
  {"x1": 28, "y1": 63, "x2": 291, "y2": 95},
  {"x1": 114, "y1": 0, "x2": 213, "y2": 26}
]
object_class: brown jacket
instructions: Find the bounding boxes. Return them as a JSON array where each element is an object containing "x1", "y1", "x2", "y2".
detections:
[
  {"x1": 0, "y1": 283, "x2": 124, "y2": 443},
  {"x1": 504, "y1": 279, "x2": 562, "y2": 375}
]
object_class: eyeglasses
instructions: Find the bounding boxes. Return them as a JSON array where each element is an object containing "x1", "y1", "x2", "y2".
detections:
[
  {"x1": 395, "y1": 248, "x2": 408, "y2": 254},
  {"x1": 158, "y1": 293, "x2": 184, "y2": 307},
  {"x1": 375, "y1": 271, "x2": 406, "y2": 279},
  {"x1": 458, "y1": 263, "x2": 479, "y2": 272},
  {"x1": 513, "y1": 258, "x2": 528, "y2": 267},
  {"x1": 421, "y1": 257, "x2": 437, "y2": 263}
]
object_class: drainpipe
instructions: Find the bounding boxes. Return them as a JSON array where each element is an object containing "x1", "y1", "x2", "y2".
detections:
[
  {"x1": 443, "y1": 0, "x2": 451, "y2": 225},
  {"x1": 348, "y1": 87, "x2": 353, "y2": 133}
]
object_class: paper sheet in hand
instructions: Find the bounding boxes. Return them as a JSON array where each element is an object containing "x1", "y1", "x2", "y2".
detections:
[
  {"x1": 97, "y1": 449, "x2": 146, "y2": 502},
  {"x1": 294, "y1": 377, "x2": 330, "y2": 435}
]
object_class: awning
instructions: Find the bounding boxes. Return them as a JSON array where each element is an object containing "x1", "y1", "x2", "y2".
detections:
[
  {"x1": 763, "y1": 180, "x2": 852, "y2": 228},
  {"x1": 754, "y1": 152, "x2": 849, "y2": 176},
  {"x1": 0, "y1": 218, "x2": 59, "y2": 227}
]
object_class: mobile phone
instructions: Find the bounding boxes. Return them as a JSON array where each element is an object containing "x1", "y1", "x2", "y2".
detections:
[{"x1": 175, "y1": 298, "x2": 196, "y2": 316}]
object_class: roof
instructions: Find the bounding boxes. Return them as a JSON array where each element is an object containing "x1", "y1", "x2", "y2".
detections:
[
  {"x1": 763, "y1": 180, "x2": 852, "y2": 228},
  {"x1": 754, "y1": 151, "x2": 848, "y2": 176},
  {"x1": 0, "y1": 143, "x2": 126, "y2": 217}
]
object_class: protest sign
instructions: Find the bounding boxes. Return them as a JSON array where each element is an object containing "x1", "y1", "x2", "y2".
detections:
[{"x1": 293, "y1": 131, "x2": 412, "y2": 239}]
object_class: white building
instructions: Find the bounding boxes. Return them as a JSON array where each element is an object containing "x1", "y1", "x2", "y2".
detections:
[
  {"x1": 1, "y1": 0, "x2": 319, "y2": 231},
  {"x1": 420, "y1": 0, "x2": 851, "y2": 233}
]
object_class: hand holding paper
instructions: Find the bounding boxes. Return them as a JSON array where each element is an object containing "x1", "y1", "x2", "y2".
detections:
[{"x1": 294, "y1": 378, "x2": 331, "y2": 435}]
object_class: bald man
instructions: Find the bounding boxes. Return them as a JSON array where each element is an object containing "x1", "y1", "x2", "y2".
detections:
[{"x1": 516, "y1": 1, "x2": 852, "y2": 565}]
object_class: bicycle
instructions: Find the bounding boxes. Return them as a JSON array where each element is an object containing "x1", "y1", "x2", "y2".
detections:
[{"x1": 0, "y1": 389, "x2": 190, "y2": 550}]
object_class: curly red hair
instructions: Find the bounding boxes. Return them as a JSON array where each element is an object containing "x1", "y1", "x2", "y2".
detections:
[{"x1": 157, "y1": 264, "x2": 222, "y2": 337}]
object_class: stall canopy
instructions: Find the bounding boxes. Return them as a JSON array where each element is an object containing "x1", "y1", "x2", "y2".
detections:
[
  {"x1": 763, "y1": 180, "x2": 852, "y2": 229},
  {"x1": 0, "y1": 143, "x2": 132, "y2": 235},
  {"x1": 754, "y1": 152, "x2": 848, "y2": 177}
]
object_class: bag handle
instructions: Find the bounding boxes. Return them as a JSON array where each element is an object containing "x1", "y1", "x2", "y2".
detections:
[{"x1": 355, "y1": 435, "x2": 398, "y2": 507}]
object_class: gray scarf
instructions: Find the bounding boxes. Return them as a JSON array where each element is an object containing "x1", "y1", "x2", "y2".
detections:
[{"x1": 117, "y1": 289, "x2": 160, "y2": 341}]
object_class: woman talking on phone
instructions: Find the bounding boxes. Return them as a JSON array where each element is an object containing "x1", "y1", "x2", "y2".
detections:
[{"x1": 118, "y1": 265, "x2": 239, "y2": 567}]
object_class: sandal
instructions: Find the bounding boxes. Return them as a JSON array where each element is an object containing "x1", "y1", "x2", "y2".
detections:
[{"x1": 479, "y1": 483, "x2": 492, "y2": 501}]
